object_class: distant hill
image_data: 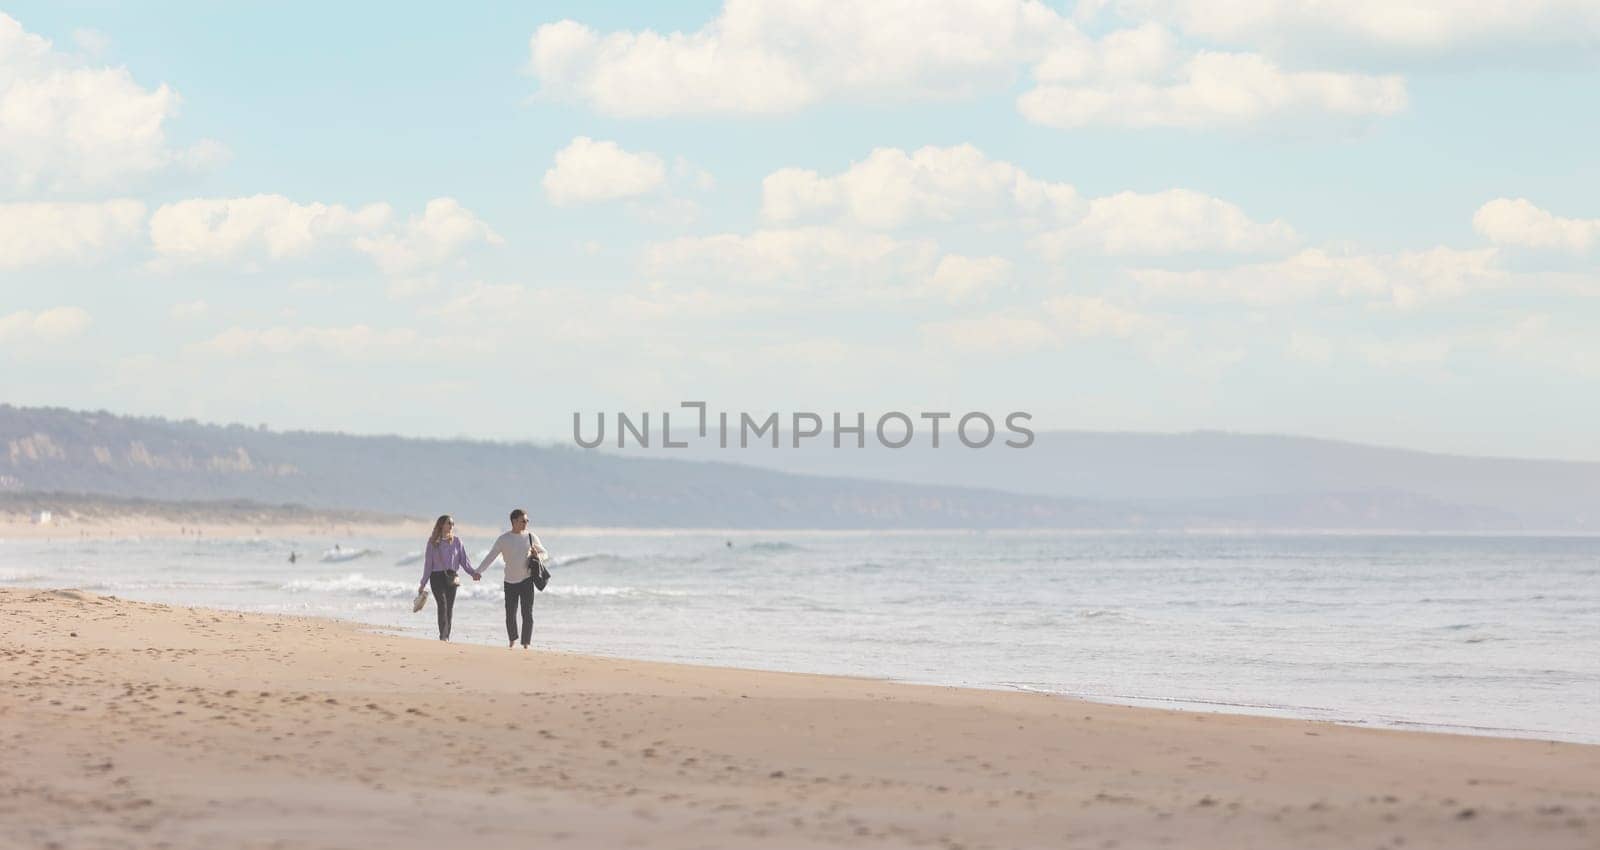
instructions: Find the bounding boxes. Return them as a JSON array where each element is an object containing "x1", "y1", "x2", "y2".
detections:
[
  {"x1": 608, "y1": 429, "x2": 1600, "y2": 530},
  {"x1": 0, "y1": 405, "x2": 1127, "y2": 530},
  {"x1": 1, "y1": 404, "x2": 1584, "y2": 530}
]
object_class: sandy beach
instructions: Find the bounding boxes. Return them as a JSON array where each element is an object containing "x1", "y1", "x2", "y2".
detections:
[{"x1": 0, "y1": 588, "x2": 1593, "y2": 849}]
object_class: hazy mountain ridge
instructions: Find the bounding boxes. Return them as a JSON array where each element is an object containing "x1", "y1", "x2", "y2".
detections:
[
  {"x1": 607, "y1": 429, "x2": 1600, "y2": 530},
  {"x1": 0, "y1": 405, "x2": 1124, "y2": 529},
  {"x1": 0, "y1": 405, "x2": 1577, "y2": 530}
]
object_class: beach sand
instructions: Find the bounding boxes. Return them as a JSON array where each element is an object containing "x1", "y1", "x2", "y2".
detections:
[{"x1": 1, "y1": 588, "x2": 1595, "y2": 849}]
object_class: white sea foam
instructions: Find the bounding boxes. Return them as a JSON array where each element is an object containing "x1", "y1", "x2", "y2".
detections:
[
  {"x1": 283, "y1": 573, "x2": 411, "y2": 598},
  {"x1": 320, "y1": 547, "x2": 378, "y2": 563},
  {"x1": 547, "y1": 584, "x2": 691, "y2": 598}
]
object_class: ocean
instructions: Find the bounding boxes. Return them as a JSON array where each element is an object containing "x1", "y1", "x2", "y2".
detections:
[{"x1": 3, "y1": 529, "x2": 1596, "y2": 743}]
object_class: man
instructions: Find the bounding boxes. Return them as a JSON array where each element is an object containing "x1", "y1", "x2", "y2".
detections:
[{"x1": 477, "y1": 508, "x2": 548, "y2": 649}]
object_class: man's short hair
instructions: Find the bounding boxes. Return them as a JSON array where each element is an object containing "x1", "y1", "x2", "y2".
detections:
[{"x1": 509, "y1": 508, "x2": 527, "y2": 523}]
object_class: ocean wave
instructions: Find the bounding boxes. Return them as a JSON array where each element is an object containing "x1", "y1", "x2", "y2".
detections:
[
  {"x1": 276, "y1": 573, "x2": 692, "y2": 603},
  {"x1": 283, "y1": 573, "x2": 412, "y2": 598},
  {"x1": 80, "y1": 579, "x2": 236, "y2": 592},
  {"x1": 745, "y1": 541, "x2": 804, "y2": 552},
  {"x1": 320, "y1": 547, "x2": 379, "y2": 563},
  {"x1": 550, "y1": 552, "x2": 623, "y2": 568},
  {"x1": 547, "y1": 584, "x2": 692, "y2": 598},
  {"x1": 394, "y1": 553, "x2": 423, "y2": 566}
]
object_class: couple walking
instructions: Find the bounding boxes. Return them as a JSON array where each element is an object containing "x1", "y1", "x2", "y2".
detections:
[{"x1": 418, "y1": 508, "x2": 548, "y2": 648}]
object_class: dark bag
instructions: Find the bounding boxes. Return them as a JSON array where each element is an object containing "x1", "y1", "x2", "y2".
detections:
[{"x1": 527, "y1": 533, "x2": 551, "y2": 591}]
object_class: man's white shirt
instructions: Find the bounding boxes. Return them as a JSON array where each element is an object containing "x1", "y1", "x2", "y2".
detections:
[{"x1": 478, "y1": 530, "x2": 548, "y2": 584}]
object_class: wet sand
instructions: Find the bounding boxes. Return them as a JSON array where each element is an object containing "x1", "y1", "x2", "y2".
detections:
[{"x1": 1, "y1": 587, "x2": 1595, "y2": 849}]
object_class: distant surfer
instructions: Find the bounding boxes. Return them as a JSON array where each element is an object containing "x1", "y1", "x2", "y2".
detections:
[{"x1": 288, "y1": 551, "x2": 298, "y2": 564}]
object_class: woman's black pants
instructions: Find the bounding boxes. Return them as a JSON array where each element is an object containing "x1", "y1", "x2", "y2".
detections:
[
  {"x1": 428, "y1": 570, "x2": 457, "y2": 640},
  {"x1": 505, "y1": 577, "x2": 535, "y2": 646}
]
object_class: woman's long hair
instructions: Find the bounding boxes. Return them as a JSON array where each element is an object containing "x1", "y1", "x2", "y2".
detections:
[{"x1": 428, "y1": 514, "x2": 453, "y2": 547}]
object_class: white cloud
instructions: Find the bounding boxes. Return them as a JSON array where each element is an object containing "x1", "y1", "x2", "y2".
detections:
[
  {"x1": 420, "y1": 281, "x2": 771, "y2": 346},
  {"x1": 0, "y1": 200, "x2": 145, "y2": 268},
  {"x1": 1126, "y1": 246, "x2": 1503, "y2": 307},
  {"x1": 0, "y1": 306, "x2": 91, "y2": 343},
  {"x1": 645, "y1": 226, "x2": 930, "y2": 289},
  {"x1": 761, "y1": 144, "x2": 1079, "y2": 229},
  {"x1": 1473, "y1": 198, "x2": 1599, "y2": 254},
  {"x1": 927, "y1": 255, "x2": 1011, "y2": 302},
  {"x1": 1038, "y1": 188, "x2": 1297, "y2": 257},
  {"x1": 1103, "y1": 0, "x2": 1600, "y2": 62},
  {"x1": 1358, "y1": 336, "x2": 1454, "y2": 367},
  {"x1": 149, "y1": 195, "x2": 498, "y2": 275},
  {"x1": 353, "y1": 197, "x2": 502, "y2": 274},
  {"x1": 191, "y1": 324, "x2": 421, "y2": 358},
  {"x1": 149, "y1": 194, "x2": 391, "y2": 265},
  {"x1": 608, "y1": 282, "x2": 782, "y2": 324},
  {"x1": 0, "y1": 13, "x2": 222, "y2": 193},
  {"x1": 759, "y1": 144, "x2": 1290, "y2": 260},
  {"x1": 543, "y1": 136, "x2": 668, "y2": 205},
  {"x1": 1280, "y1": 314, "x2": 1600, "y2": 376},
  {"x1": 923, "y1": 294, "x2": 1176, "y2": 354},
  {"x1": 1019, "y1": 26, "x2": 1406, "y2": 130},
  {"x1": 528, "y1": 0, "x2": 1069, "y2": 117},
  {"x1": 673, "y1": 157, "x2": 716, "y2": 192},
  {"x1": 1491, "y1": 314, "x2": 1600, "y2": 378},
  {"x1": 170, "y1": 300, "x2": 208, "y2": 320},
  {"x1": 1043, "y1": 294, "x2": 1165, "y2": 339},
  {"x1": 922, "y1": 315, "x2": 1060, "y2": 353},
  {"x1": 643, "y1": 226, "x2": 1007, "y2": 303},
  {"x1": 529, "y1": 5, "x2": 1405, "y2": 131}
]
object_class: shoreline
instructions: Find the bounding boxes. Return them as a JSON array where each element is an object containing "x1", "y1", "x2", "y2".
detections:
[
  {"x1": 445, "y1": 650, "x2": 1600, "y2": 749},
  {"x1": 5, "y1": 562, "x2": 1594, "y2": 746},
  {"x1": 350, "y1": 615, "x2": 1597, "y2": 748},
  {"x1": 4, "y1": 587, "x2": 1596, "y2": 849},
  {"x1": 31, "y1": 586, "x2": 1600, "y2": 748}
]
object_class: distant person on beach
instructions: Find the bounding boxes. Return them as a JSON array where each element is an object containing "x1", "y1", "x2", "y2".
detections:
[
  {"x1": 419, "y1": 514, "x2": 479, "y2": 641},
  {"x1": 477, "y1": 508, "x2": 548, "y2": 649}
]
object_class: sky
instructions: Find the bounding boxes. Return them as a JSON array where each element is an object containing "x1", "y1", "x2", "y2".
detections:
[{"x1": 0, "y1": 1, "x2": 1597, "y2": 460}]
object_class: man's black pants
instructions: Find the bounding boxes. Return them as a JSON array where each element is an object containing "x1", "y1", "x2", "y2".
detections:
[{"x1": 504, "y1": 577, "x2": 535, "y2": 646}]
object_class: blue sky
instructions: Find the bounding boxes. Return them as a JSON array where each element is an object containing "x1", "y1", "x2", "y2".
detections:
[{"x1": 1, "y1": 1, "x2": 1597, "y2": 459}]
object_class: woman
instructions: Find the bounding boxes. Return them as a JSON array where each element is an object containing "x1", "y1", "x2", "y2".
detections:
[{"x1": 418, "y1": 515, "x2": 479, "y2": 641}]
